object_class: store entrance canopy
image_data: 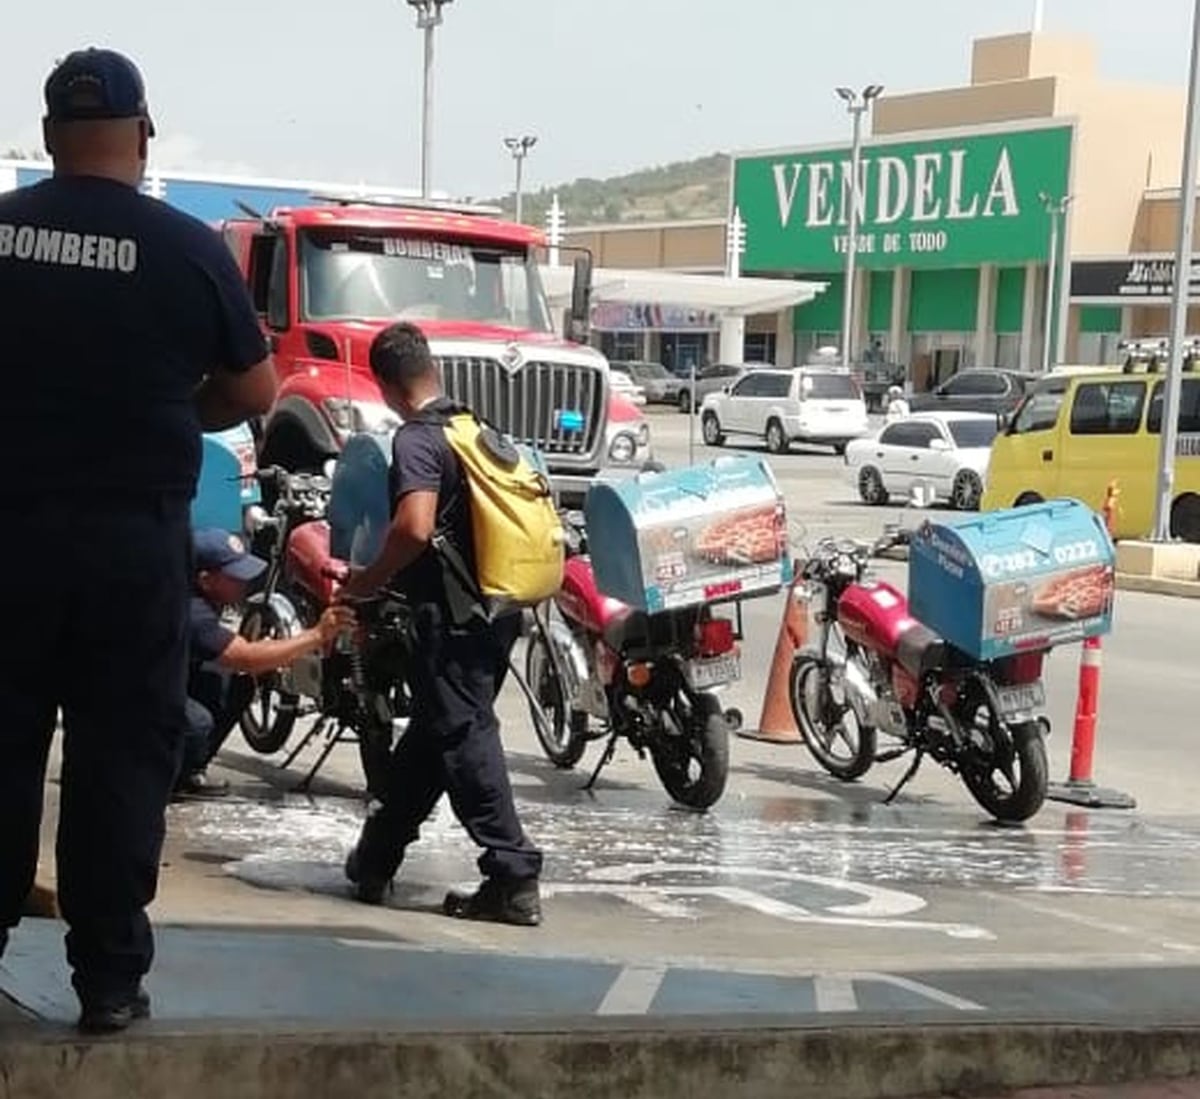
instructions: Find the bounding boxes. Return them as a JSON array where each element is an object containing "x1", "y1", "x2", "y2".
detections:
[{"x1": 540, "y1": 265, "x2": 826, "y2": 317}]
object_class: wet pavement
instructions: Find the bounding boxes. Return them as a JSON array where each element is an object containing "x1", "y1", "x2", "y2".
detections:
[{"x1": 8, "y1": 418, "x2": 1200, "y2": 1039}]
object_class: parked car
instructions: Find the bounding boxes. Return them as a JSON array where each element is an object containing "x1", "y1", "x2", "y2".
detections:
[
  {"x1": 700, "y1": 368, "x2": 869, "y2": 455},
  {"x1": 616, "y1": 361, "x2": 684, "y2": 406},
  {"x1": 610, "y1": 367, "x2": 647, "y2": 407},
  {"x1": 909, "y1": 368, "x2": 1038, "y2": 416},
  {"x1": 675, "y1": 362, "x2": 745, "y2": 413},
  {"x1": 845, "y1": 411, "x2": 998, "y2": 510}
]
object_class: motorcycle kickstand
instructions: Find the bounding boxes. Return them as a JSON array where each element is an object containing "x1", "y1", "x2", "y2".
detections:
[
  {"x1": 883, "y1": 748, "x2": 924, "y2": 805},
  {"x1": 583, "y1": 732, "x2": 619, "y2": 795},
  {"x1": 281, "y1": 717, "x2": 327, "y2": 772},
  {"x1": 295, "y1": 722, "x2": 343, "y2": 793}
]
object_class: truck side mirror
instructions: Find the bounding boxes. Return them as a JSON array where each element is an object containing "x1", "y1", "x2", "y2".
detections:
[{"x1": 567, "y1": 253, "x2": 593, "y2": 343}]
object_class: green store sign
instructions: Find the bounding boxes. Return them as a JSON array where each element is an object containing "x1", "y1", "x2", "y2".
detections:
[{"x1": 733, "y1": 123, "x2": 1073, "y2": 272}]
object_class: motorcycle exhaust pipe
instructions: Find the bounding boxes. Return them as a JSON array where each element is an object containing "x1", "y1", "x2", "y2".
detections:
[{"x1": 842, "y1": 656, "x2": 878, "y2": 724}]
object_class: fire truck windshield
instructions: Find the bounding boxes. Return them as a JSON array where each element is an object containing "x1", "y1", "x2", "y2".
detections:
[{"x1": 299, "y1": 229, "x2": 553, "y2": 332}]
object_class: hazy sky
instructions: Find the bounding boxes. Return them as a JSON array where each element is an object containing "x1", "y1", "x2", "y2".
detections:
[{"x1": 2, "y1": 1, "x2": 1195, "y2": 200}]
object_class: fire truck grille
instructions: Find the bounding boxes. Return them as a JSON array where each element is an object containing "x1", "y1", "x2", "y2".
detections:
[{"x1": 436, "y1": 357, "x2": 604, "y2": 456}]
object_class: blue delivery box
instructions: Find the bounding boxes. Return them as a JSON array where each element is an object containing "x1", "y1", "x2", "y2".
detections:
[
  {"x1": 908, "y1": 498, "x2": 1116, "y2": 662},
  {"x1": 585, "y1": 455, "x2": 792, "y2": 613},
  {"x1": 192, "y1": 424, "x2": 261, "y2": 534},
  {"x1": 327, "y1": 429, "x2": 554, "y2": 569}
]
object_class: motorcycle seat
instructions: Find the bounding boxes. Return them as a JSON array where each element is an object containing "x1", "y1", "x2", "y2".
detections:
[
  {"x1": 896, "y1": 622, "x2": 948, "y2": 678},
  {"x1": 602, "y1": 608, "x2": 650, "y2": 652}
]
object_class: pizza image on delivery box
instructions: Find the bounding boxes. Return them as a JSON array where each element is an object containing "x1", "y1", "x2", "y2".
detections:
[
  {"x1": 691, "y1": 504, "x2": 788, "y2": 566},
  {"x1": 1029, "y1": 563, "x2": 1115, "y2": 622}
]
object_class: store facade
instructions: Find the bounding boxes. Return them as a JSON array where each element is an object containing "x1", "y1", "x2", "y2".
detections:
[
  {"x1": 566, "y1": 29, "x2": 1193, "y2": 381},
  {"x1": 733, "y1": 119, "x2": 1073, "y2": 392}
]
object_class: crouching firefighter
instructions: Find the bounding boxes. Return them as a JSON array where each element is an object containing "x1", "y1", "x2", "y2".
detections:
[{"x1": 338, "y1": 322, "x2": 564, "y2": 926}]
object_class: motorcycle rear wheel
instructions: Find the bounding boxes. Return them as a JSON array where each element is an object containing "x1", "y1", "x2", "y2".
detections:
[
  {"x1": 524, "y1": 629, "x2": 588, "y2": 769},
  {"x1": 237, "y1": 603, "x2": 299, "y2": 755},
  {"x1": 957, "y1": 690, "x2": 1048, "y2": 822},
  {"x1": 650, "y1": 692, "x2": 729, "y2": 811},
  {"x1": 789, "y1": 653, "x2": 877, "y2": 781}
]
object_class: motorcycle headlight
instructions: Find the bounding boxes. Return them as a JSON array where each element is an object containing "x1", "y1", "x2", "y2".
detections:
[
  {"x1": 608, "y1": 432, "x2": 636, "y2": 464},
  {"x1": 244, "y1": 505, "x2": 272, "y2": 534}
]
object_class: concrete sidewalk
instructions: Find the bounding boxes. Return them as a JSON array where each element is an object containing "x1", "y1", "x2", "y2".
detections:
[
  {"x1": 5, "y1": 919, "x2": 1200, "y2": 1098},
  {"x1": 980, "y1": 1086, "x2": 1200, "y2": 1098}
]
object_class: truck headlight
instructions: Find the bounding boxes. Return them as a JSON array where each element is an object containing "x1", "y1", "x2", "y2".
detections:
[
  {"x1": 608, "y1": 432, "x2": 636, "y2": 464},
  {"x1": 323, "y1": 398, "x2": 401, "y2": 435}
]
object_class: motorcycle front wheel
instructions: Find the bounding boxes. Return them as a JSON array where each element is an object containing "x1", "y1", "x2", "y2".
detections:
[
  {"x1": 524, "y1": 627, "x2": 588, "y2": 769},
  {"x1": 957, "y1": 687, "x2": 1048, "y2": 822},
  {"x1": 789, "y1": 653, "x2": 877, "y2": 781},
  {"x1": 237, "y1": 602, "x2": 300, "y2": 754},
  {"x1": 650, "y1": 691, "x2": 729, "y2": 811}
]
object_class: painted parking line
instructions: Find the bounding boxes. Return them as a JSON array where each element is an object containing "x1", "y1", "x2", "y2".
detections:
[{"x1": 597, "y1": 965, "x2": 668, "y2": 1015}]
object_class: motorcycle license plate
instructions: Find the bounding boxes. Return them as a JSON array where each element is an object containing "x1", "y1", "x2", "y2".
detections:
[
  {"x1": 685, "y1": 652, "x2": 741, "y2": 690},
  {"x1": 997, "y1": 681, "x2": 1045, "y2": 717}
]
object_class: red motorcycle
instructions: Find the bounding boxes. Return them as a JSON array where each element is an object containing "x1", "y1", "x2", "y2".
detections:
[
  {"x1": 790, "y1": 531, "x2": 1050, "y2": 822},
  {"x1": 523, "y1": 517, "x2": 739, "y2": 811},
  {"x1": 238, "y1": 467, "x2": 411, "y2": 796}
]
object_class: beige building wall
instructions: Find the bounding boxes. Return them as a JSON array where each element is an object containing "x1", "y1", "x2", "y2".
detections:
[
  {"x1": 872, "y1": 32, "x2": 1185, "y2": 259},
  {"x1": 564, "y1": 220, "x2": 724, "y2": 272}
]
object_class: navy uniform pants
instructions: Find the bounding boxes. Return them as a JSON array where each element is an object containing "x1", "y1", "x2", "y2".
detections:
[
  {"x1": 355, "y1": 605, "x2": 542, "y2": 882},
  {"x1": 182, "y1": 666, "x2": 253, "y2": 777},
  {"x1": 0, "y1": 498, "x2": 189, "y2": 1002}
]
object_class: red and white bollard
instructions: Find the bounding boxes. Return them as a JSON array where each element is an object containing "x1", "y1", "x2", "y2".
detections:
[{"x1": 1046, "y1": 482, "x2": 1136, "y2": 809}]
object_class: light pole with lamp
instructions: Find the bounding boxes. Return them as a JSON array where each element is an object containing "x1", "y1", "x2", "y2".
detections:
[
  {"x1": 1153, "y1": 0, "x2": 1200, "y2": 541},
  {"x1": 504, "y1": 135, "x2": 538, "y2": 223},
  {"x1": 1038, "y1": 191, "x2": 1073, "y2": 373},
  {"x1": 835, "y1": 84, "x2": 884, "y2": 371},
  {"x1": 406, "y1": 0, "x2": 454, "y2": 200}
]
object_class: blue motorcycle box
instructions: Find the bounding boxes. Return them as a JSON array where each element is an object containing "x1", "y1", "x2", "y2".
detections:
[
  {"x1": 329, "y1": 431, "x2": 393, "y2": 567},
  {"x1": 585, "y1": 455, "x2": 792, "y2": 613},
  {"x1": 327, "y1": 429, "x2": 554, "y2": 568},
  {"x1": 192, "y1": 424, "x2": 261, "y2": 534},
  {"x1": 908, "y1": 498, "x2": 1116, "y2": 662}
]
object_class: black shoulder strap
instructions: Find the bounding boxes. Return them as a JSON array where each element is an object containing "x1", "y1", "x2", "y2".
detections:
[{"x1": 406, "y1": 396, "x2": 469, "y2": 428}]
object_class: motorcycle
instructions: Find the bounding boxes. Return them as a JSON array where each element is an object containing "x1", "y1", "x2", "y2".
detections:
[
  {"x1": 790, "y1": 530, "x2": 1050, "y2": 822},
  {"x1": 523, "y1": 515, "x2": 738, "y2": 811},
  {"x1": 237, "y1": 467, "x2": 412, "y2": 797}
]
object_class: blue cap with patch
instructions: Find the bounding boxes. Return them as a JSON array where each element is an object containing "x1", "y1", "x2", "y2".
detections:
[
  {"x1": 193, "y1": 528, "x2": 267, "y2": 583},
  {"x1": 44, "y1": 47, "x2": 156, "y2": 137}
]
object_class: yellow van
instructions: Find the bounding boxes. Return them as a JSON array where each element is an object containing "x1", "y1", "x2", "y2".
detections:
[{"x1": 981, "y1": 368, "x2": 1200, "y2": 541}]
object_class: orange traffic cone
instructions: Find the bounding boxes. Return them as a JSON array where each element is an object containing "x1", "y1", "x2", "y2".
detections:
[{"x1": 738, "y1": 563, "x2": 807, "y2": 744}]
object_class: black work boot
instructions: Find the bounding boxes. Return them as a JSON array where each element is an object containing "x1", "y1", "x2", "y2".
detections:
[
  {"x1": 344, "y1": 845, "x2": 393, "y2": 906},
  {"x1": 443, "y1": 877, "x2": 542, "y2": 927},
  {"x1": 78, "y1": 986, "x2": 151, "y2": 1035}
]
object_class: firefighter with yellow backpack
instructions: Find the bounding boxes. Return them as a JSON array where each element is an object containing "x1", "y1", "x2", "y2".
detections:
[{"x1": 337, "y1": 322, "x2": 559, "y2": 927}]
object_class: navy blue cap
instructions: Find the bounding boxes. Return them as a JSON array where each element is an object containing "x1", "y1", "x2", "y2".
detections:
[
  {"x1": 44, "y1": 48, "x2": 156, "y2": 136},
  {"x1": 194, "y1": 528, "x2": 267, "y2": 583}
]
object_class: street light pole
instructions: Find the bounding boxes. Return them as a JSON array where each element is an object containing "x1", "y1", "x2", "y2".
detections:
[
  {"x1": 504, "y1": 135, "x2": 538, "y2": 223},
  {"x1": 1038, "y1": 192, "x2": 1073, "y2": 373},
  {"x1": 1153, "y1": 0, "x2": 1200, "y2": 540},
  {"x1": 836, "y1": 84, "x2": 884, "y2": 371},
  {"x1": 407, "y1": 0, "x2": 454, "y2": 199}
]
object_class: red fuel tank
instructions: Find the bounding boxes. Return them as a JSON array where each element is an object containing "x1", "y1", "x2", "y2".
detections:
[
  {"x1": 837, "y1": 581, "x2": 915, "y2": 659},
  {"x1": 285, "y1": 520, "x2": 342, "y2": 607},
  {"x1": 557, "y1": 556, "x2": 631, "y2": 636}
]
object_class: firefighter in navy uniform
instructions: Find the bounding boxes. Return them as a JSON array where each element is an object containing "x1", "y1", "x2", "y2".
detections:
[
  {"x1": 339, "y1": 323, "x2": 543, "y2": 927},
  {"x1": 0, "y1": 49, "x2": 277, "y2": 1033}
]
